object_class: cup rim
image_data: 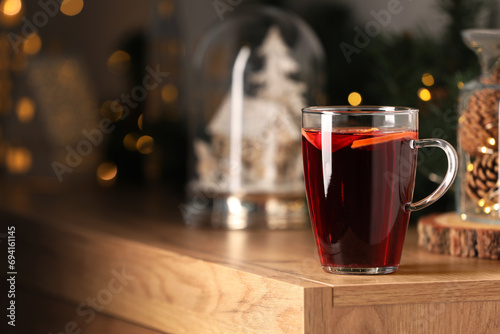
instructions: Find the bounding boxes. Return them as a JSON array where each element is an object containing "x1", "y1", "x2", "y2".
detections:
[{"x1": 302, "y1": 106, "x2": 418, "y2": 115}]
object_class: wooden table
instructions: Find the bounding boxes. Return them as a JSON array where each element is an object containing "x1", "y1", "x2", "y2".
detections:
[{"x1": 2, "y1": 185, "x2": 500, "y2": 333}]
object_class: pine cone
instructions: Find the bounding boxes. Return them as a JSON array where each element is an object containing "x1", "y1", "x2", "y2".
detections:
[
  {"x1": 465, "y1": 152, "x2": 499, "y2": 203},
  {"x1": 459, "y1": 89, "x2": 500, "y2": 156}
]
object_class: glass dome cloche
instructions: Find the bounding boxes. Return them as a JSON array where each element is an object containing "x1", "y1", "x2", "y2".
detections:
[
  {"x1": 184, "y1": 5, "x2": 326, "y2": 229},
  {"x1": 457, "y1": 29, "x2": 500, "y2": 224}
]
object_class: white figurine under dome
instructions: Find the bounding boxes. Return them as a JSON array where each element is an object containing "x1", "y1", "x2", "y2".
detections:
[{"x1": 194, "y1": 25, "x2": 306, "y2": 194}]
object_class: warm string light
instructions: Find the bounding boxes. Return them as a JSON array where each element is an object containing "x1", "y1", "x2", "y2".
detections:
[
  {"x1": 1, "y1": 0, "x2": 22, "y2": 16},
  {"x1": 23, "y1": 34, "x2": 41, "y2": 55},
  {"x1": 60, "y1": 0, "x2": 84, "y2": 16},
  {"x1": 137, "y1": 135, "x2": 154, "y2": 154},
  {"x1": 418, "y1": 88, "x2": 431, "y2": 101},
  {"x1": 478, "y1": 146, "x2": 494, "y2": 154},
  {"x1": 16, "y1": 97, "x2": 35, "y2": 122},
  {"x1": 97, "y1": 162, "x2": 117, "y2": 181},
  {"x1": 107, "y1": 50, "x2": 131, "y2": 74},
  {"x1": 137, "y1": 114, "x2": 143, "y2": 130},
  {"x1": 161, "y1": 84, "x2": 178, "y2": 103},
  {"x1": 421, "y1": 73, "x2": 434, "y2": 86},
  {"x1": 123, "y1": 133, "x2": 154, "y2": 154},
  {"x1": 123, "y1": 133, "x2": 140, "y2": 151},
  {"x1": 347, "y1": 92, "x2": 362, "y2": 106},
  {"x1": 97, "y1": 161, "x2": 117, "y2": 186},
  {"x1": 6, "y1": 146, "x2": 31, "y2": 173},
  {"x1": 416, "y1": 73, "x2": 434, "y2": 101},
  {"x1": 477, "y1": 199, "x2": 500, "y2": 215}
]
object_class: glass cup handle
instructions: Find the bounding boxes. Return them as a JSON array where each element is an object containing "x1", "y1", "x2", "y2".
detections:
[{"x1": 408, "y1": 139, "x2": 458, "y2": 212}]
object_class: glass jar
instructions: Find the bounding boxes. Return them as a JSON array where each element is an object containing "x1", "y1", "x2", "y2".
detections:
[
  {"x1": 457, "y1": 29, "x2": 500, "y2": 224},
  {"x1": 183, "y1": 5, "x2": 326, "y2": 229}
]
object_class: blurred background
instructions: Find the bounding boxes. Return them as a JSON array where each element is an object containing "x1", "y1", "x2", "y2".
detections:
[
  {"x1": 1, "y1": 2, "x2": 499, "y2": 333},
  {"x1": 0, "y1": 0, "x2": 499, "y2": 220}
]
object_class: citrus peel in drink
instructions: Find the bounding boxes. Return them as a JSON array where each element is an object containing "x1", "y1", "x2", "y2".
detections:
[{"x1": 351, "y1": 132, "x2": 417, "y2": 149}]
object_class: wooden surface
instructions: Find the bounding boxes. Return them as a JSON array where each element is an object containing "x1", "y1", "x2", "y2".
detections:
[
  {"x1": 16, "y1": 288, "x2": 163, "y2": 334},
  {"x1": 2, "y1": 185, "x2": 500, "y2": 333},
  {"x1": 418, "y1": 212, "x2": 500, "y2": 259}
]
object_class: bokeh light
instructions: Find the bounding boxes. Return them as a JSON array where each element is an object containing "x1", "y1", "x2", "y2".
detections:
[
  {"x1": 60, "y1": 0, "x2": 84, "y2": 16},
  {"x1": 23, "y1": 33, "x2": 42, "y2": 55},
  {"x1": 421, "y1": 73, "x2": 434, "y2": 86},
  {"x1": 137, "y1": 135, "x2": 154, "y2": 154},
  {"x1": 6, "y1": 146, "x2": 32, "y2": 174},
  {"x1": 107, "y1": 50, "x2": 131, "y2": 74},
  {"x1": 123, "y1": 133, "x2": 140, "y2": 151},
  {"x1": 16, "y1": 97, "x2": 35, "y2": 122},
  {"x1": 137, "y1": 114, "x2": 143, "y2": 130},
  {"x1": 348, "y1": 92, "x2": 362, "y2": 106},
  {"x1": 97, "y1": 161, "x2": 117, "y2": 181},
  {"x1": 161, "y1": 84, "x2": 178, "y2": 103},
  {"x1": 100, "y1": 100, "x2": 123, "y2": 122},
  {"x1": 418, "y1": 88, "x2": 431, "y2": 101},
  {"x1": 457, "y1": 81, "x2": 464, "y2": 89},
  {"x1": 2, "y1": 0, "x2": 22, "y2": 16}
]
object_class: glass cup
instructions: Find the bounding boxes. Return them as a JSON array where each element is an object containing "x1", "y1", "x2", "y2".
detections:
[{"x1": 302, "y1": 106, "x2": 458, "y2": 274}]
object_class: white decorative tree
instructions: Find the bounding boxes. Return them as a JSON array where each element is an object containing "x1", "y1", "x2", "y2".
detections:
[{"x1": 252, "y1": 26, "x2": 307, "y2": 120}]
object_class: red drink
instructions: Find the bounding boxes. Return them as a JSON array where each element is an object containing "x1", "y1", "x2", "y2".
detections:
[{"x1": 302, "y1": 128, "x2": 418, "y2": 271}]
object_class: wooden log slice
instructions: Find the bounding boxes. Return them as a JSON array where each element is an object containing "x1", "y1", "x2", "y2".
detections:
[{"x1": 418, "y1": 212, "x2": 500, "y2": 260}]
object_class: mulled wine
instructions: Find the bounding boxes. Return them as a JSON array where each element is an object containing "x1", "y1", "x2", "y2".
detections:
[{"x1": 302, "y1": 128, "x2": 418, "y2": 271}]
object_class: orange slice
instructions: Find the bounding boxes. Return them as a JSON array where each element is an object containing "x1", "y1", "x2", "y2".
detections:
[
  {"x1": 351, "y1": 132, "x2": 417, "y2": 149},
  {"x1": 302, "y1": 129, "x2": 363, "y2": 152},
  {"x1": 302, "y1": 129, "x2": 322, "y2": 150}
]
